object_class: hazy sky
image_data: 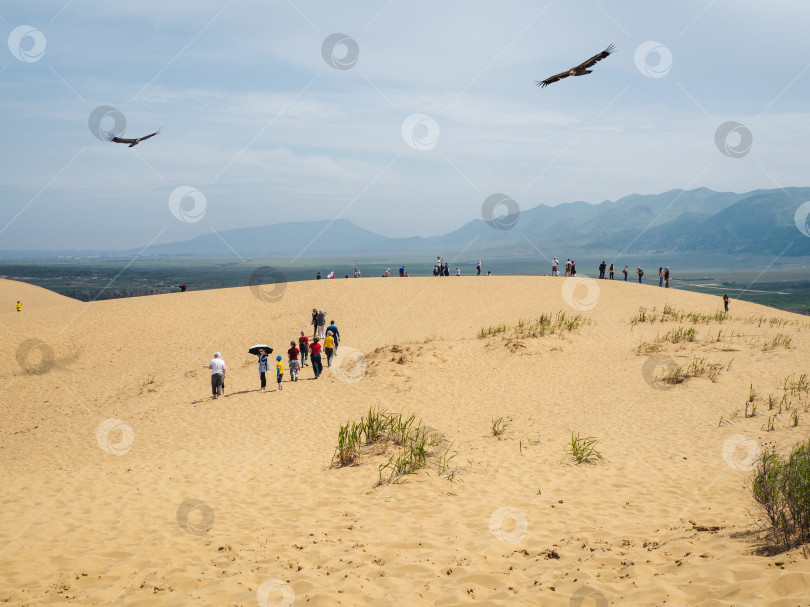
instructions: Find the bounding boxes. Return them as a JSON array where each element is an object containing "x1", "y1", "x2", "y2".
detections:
[{"x1": 2, "y1": 1, "x2": 809, "y2": 250}]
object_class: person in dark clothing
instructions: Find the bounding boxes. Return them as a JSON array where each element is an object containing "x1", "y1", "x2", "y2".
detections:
[
  {"x1": 599, "y1": 261, "x2": 606, "y2": 279},
  {"x1": 309, "y1": 337, "x2": 323, "y2": 378},
  {"x1": 723, "y1": 293, "x2": 729, "y2": 312},
  {"x1": 257, "y1": 349, "x2": 268, "y2": 391},
  {"x1": 609, "y1": 263, "x2": 614, "y2": 280}
]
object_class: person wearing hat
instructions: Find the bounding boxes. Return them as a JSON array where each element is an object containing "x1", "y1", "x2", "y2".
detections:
[
  {"x1": 203, "y1": 352, "x2": 226, "y2": 399},
  {"x1": 275, "y1": 355, "x2": 284, "y2": 390}
]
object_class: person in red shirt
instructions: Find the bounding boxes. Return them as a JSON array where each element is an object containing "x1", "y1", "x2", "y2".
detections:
[
  {"x1": 298, "y1": 331, "x2": 309, "y2": 367},
  {"x1": 309, "y1": 336, "x2": 323, "y2": 378},
  {"x1": 287, "y1": 341, "x2": 300, "y2": 381}
]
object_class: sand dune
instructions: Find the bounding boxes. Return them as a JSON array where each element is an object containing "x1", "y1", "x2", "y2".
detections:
[
  {"x1": 1, "y1": 276, "x2": 810, "y2": 606},
  {"x1": 0, "y1": 278, "x2": 83, "y2": 314}
]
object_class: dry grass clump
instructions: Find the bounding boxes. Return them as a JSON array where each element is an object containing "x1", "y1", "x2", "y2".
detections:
[
  {"x1": 742, "y1": 315, "x2": 800, "y2": 329},
  {"x1": 479, "y1": 311, "x2": 587, "y2": 340},
  {"x1": 763, "y1": 333, "x2": 792, "y2": 352},
  {"x1": 752, "y1": 439, "x2": 810, "y2": 551},
  {"x1": 720, "y1": 373, "x2": 810, "y2": 429},
  {"x1": 660, "y1": 357, "x2": 727, "y2": 384},
  {"x1": 330, "y1": 407, "x2": 457, "y2": 485},
  {"x1": 631, "y1": 304, "x2": 726, "y2": 326}
]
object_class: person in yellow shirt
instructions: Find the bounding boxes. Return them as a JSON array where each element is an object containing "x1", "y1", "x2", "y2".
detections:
[
  {"x1": 324, "y1": 331, "x2": 335, "y2": 367},
  {"x1": 16, "y1": 300, "x2": 22, "y2": 312},
  {"x1": 275, "y1": 355, "x2": 284, "y2": 391}
]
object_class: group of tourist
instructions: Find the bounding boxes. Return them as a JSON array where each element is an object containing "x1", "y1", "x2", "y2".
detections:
[
  {"x1": 548, "y1": 258, "x2": 673, "y2": 286},
  {"x1": 203, "y1": 310, "x2": 341, "y2": 398}
]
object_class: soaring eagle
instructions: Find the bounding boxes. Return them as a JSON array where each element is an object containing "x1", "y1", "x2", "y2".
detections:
[
  {"x1": 104, "y1": 128, "x2": 161, "y2": 147},
  {"x1": 536, "y1": 44, "x2": 615, "y2": 88}
]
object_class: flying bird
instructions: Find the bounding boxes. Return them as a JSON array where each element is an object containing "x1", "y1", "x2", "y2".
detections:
[
  {"x1": 536, "y1": 44, "x2": 615, "y2": 88},
  {"x1": 104, "y1": 127, "x2": 161, "y2": 147}
]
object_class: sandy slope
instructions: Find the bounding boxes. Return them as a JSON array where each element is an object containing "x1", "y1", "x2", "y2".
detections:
[
  {"x1": 0, "y1": 278, "x2": 83, "y2": 314},
  {"x1": 1, "y1": 276, "x2": 809, "y2": 606}
]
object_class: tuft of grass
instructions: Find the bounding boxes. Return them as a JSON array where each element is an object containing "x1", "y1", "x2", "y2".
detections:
[
  {"x1": 660, "y1": 357, "x2": 725, "y2": 385},
  {"x1": 569, "y1": 432, "x2": 604, "y2": 464},
  {"x1": 491, "y1": 417, "x2": 510, "y2": 438},
  {"x1": 791, "y1": 410, "x2": 800, "y2": 428},
  {"x1": 763, "y1": 333, "x2": 793, "y2": 352},
  {"x1": 762, "y1": 416, "x2": 777, "y2": 432},
  {"x1": 332, "y1": 422, "x2": 363, "y2": 468},
  {"x1": 633, "y1": 305, "x2": 728, "y2": 326},
  {"x1": 659, "y1": 326, "x2": 697, "y2": 344},
  {"x1": 479, "y1": 311, "x2": 588, "y2": 342},
  {"x1": 631, "y1": 306, "x2": 658, "y2": 325},
  {"x1": 331, "y1": 408, "x2": 449, "y2": 486}
]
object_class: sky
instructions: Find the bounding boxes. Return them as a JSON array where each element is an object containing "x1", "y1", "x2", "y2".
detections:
[{"x1": 1, "y1": 0, "x2": 810, "y2": 250}]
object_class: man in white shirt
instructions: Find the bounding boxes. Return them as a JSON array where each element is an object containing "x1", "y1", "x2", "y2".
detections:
[{"x1": 204, "y1": 352, "x2": 227, "y2": 399}]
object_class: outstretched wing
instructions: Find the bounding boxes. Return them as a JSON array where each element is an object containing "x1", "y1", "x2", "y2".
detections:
[
  {"x1": 535, "y1": 70, "x2": 572, "y2": 88},
  {"x1": 135, "y1": 127, "x2": 161, "y2": 143},
  {"x1": 576, "y1": 43, "x2": 615, "y2": 70},
  {"x1": 104, "y1": 131, "x2": 136, "y2": 144}
]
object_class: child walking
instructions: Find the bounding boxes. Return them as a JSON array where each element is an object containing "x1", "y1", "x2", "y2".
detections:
[{"x1": 275, "y1": 355, "x2": 284, "y2": 390}]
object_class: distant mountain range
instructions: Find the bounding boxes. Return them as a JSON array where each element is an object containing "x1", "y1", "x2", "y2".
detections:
[
  {"x1": 3, "y1": 187, "x2": 810, "y2": 260},
  {"x1": 133, "y1": 186, "x2": 810, "y2": 259}
]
